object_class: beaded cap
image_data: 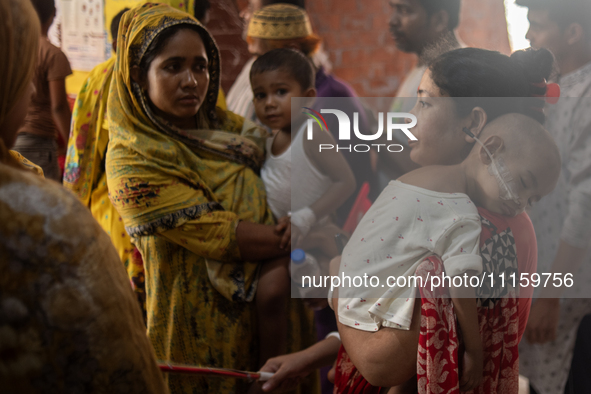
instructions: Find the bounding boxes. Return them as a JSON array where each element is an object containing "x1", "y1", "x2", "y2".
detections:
[{"x1": 247, "y1": 4, "x2": 313, "y2": 40}]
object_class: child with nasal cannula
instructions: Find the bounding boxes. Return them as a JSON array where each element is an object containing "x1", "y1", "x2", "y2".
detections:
[{"x1": 336, "y1": 113, "x2": 561, "y2": 387}]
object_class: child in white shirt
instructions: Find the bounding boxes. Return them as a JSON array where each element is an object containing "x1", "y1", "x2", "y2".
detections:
[
  {"x1": 250, "y1": 48, "x2": 356, "y2": 365},
  {"x1": 337, "y1": 113, "x2": 561, "y2": 386}
]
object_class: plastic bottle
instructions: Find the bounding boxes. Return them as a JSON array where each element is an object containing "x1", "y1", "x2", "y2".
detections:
[{"x1": 290, "y1": 249, "x2": 322, "y2": 298}]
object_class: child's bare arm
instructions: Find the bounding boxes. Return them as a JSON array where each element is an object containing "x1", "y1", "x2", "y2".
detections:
[
  {"x1": 450, "y1": 281, "x2": 483, "y2": 391},
  {"x1": 302, "y1": 123, "x2": 357, "y2": 221}
]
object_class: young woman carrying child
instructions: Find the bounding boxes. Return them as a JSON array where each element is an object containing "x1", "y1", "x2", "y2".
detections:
[
  {"x1": 106, "y1": 4, "x2": 318, "y2": 393},
  {"x1": 259, "y1": 47, "x2": 560, "y2": 394}
]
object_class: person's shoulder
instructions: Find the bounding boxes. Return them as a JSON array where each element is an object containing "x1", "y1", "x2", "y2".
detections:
[
  {"x1": 41, "y1": 39, "x2": 66, "y2": 58},
  {"x1": 8, "y1": 151, "x2": 44, "y2": 177},
  {"x1": 477, "y1": 208, "x2": 535, "y2": 239},
  {"x1": 0, "y1": 164, "x2": 108, "y2": 242},
  {"x1": 317, "y1": 70, "x2": 358, "y2": 98},
  {"x1": 89, "y1": 57, "x2": 116, "y2": 78}
]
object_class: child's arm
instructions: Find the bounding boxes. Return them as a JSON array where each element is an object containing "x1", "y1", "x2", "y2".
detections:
[
  {"x1": 301, "y1": 123, "x2": 357, "y2": 225},
  {"x1": 450, "y1": 282, "x2": 483, "y2": 391}
]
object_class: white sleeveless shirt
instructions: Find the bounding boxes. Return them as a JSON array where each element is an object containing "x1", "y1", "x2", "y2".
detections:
[{"x1": 261, "y1": 123, "x2": 331, "y2": 219}]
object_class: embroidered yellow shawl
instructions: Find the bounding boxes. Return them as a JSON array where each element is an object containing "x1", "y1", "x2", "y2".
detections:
[{"x1": 106, "y1": 3, "x2": 270, "y2": 301}]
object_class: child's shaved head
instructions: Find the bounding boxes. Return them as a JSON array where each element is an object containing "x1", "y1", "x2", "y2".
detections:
[
  {"x1": 478, "y1": 113, "x2": 560, "y2": 179},
  {"x1": 466, "y1": 113, "x2": 561, "y2": 215}
]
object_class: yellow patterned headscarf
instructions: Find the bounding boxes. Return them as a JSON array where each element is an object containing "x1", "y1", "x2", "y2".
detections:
[
  {"x1": 109, "y1": 3, "x2": 264, "y2": 171},
  {"x1": 248, "y1": 4, "x2": 313, "y2": 40},
  {"x1": 106, "y1": 3, "x2": 268, "y2": 301},
  {"x1": 0, "y1": 0, "x2": 39, "y2": 152}
]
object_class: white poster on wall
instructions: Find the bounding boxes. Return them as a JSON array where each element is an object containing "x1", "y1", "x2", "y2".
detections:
[{"x1": 60, "y1": 0, "x2": 107, "y2": 71}]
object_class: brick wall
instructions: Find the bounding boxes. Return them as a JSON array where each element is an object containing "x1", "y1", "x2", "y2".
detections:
[
  {"x1": 208, "y1": 0, "x2": 511, "y2": 104},
  {"x1": 206, "y1": 0, "x2": 250, "y2": 93}
]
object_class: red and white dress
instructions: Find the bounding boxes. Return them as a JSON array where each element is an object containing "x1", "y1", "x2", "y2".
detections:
[
  {"x1": 337, "y1": 180, "x2": 482, "y2": 332},
  {"x1": 333, "y1": 208, "x2": 536, "y2": 394}
]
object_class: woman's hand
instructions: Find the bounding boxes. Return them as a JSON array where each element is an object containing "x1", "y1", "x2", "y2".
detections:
[
  {"x1": 525, "y1": 298, "x2": 560, "y2": 344},
  {"x1": 259, "y1": 352, "x2": 310, "y2": 392},
  {"x1": 258, "y1": 336, "x2": 341, "y2": 392},
  {"x1": 459, "y1": 347, "x2": 483, "y2": 391},
  {"x1": 236, "y1": 221, "x2": 290, "y2": 261}
]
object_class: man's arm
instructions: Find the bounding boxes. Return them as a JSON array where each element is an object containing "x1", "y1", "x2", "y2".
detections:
[{"x1": 49, "y1": 78, "x2": 71, "y2": 141}]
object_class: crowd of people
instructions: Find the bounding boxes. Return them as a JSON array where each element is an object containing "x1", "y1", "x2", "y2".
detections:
[{"x1": 1, "y1": 0, "x2": 590, "y2": 393}]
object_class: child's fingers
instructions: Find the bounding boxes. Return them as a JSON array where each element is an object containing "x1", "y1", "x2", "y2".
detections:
[
  {"x1": 275, "y1": 221, "x2": 287, "y2": 234},
  {"x1": 280, "y1": 225, "x2": 291, "y2": 249}
]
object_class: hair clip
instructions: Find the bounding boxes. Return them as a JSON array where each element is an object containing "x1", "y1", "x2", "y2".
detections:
[{"x1": 532, "y1": 82, "x2": 560, "y2": 105}]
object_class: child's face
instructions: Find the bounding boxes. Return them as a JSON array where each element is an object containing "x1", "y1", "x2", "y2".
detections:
[
  {"x1": 472, "y1": 141, "x2": 558, "y2": 217},
  {"x1": 251, "y1": 69, "x2": 314, "y2": 132}
]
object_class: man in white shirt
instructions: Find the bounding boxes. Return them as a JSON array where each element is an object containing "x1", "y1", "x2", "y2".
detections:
[{"x1": 382, "y1": 0, "x2": 464, "y2": 180}]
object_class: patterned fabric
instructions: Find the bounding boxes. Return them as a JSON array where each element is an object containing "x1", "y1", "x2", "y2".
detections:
[
  {"x1": 338, "y1": 181, "x2": 481, "y2": 332},
  {"x1": 0, "y1": 143, "x2": 167, "y2": 393},
  {"x1": 248, "y1": 4, "x2": 313, "y2": 39},
  {"x1": 476, "y1": 216, "x2": 518, "y2": 306},
  {"x1": 64, "y1": 57, "x2": 114, "y2": 206},
  {"x1": 106, "y1": 4, "x2": 317, "y2": 393},
  {"x1": 416, "y1": 258, "x2": 520, "y2": 394},
  {"x1": 333, "y1": 345, "x2": 383, "y2": 394},
  {"x1": 9, "y1": 150, "x2": 44, "y2": 177},
  {"x1": 63, "y1": 57, "x2": 146, "y2": 319},
  {"x1": 417, "y1": 209, "x2": 528, "y2": 394},
  {"x1": 334, "y1": 209, "x2": 534, "y2": 394},
  {"x1": 107, "y1": 3, "x2": 268, "y2": 302}
]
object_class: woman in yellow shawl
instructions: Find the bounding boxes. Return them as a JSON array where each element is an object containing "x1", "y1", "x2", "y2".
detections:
[
  {"x1": 106, "y1": 4, "x2": 317, "y2": 393},
  {"x1": 0, "y1": 0, "x2": 166, "y2": 392},
  {"x1": 63, "y1": 7, "x2": 228, "y2": 321},
  {"x1": 63, "y1": 8, "x2": 147, "y2": 319}
]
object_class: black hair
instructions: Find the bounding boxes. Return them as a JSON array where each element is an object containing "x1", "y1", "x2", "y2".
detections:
[
  {"x1": 516, "y1": 0, "x2": 591, "y2": 37},
  {"x1": 262, "y1": 0, "x2": 306, "y2": 8},
  {"x1": 428, "y1": 47, "x2": 556, "y2": 124},
  {"x1": 193, "y1": 0, "x2": 211, "y2": 23},
  {"x1": 250, "y1": 48, "x2": 315, "y2": 91},
  {"x1": 139, "y1": 24, "x2": 207, "y2": 78},
  {"x1": 30, "y1": 0, "x2": 55, "y2": 25},
  {"x1": 111, "y1": 8, "x2": 129, "y2": 45},
  {"x1": 419, "y1": 0, "x2": 461, "y2": 30}
]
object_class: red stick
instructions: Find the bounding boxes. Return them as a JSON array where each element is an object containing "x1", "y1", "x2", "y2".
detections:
[{"x1": 158, "y1": 363, "x2": 263, "y2": 381}]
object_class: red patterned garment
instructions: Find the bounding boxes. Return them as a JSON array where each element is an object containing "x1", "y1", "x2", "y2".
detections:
[
  {"x1": 333, "y1": 344, "x2": 383, "y2": 394},
  {"x1": 334, "y1": 209, "x2": 535, "y2": 394},
  {"x1": 417, "y1": 209, "x2": 536, "y2": 394}
]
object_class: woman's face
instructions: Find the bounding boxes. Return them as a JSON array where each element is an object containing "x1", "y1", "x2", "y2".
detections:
[
  {"x1": 408, "y1": 69, "x2": 472, "y2": 167},
  {"x1": 143, "y1": 28, "x2": 209, "y2": 130},
  {"x1": 0, "y1": 82, "x2": 34, "y2": 148}
]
